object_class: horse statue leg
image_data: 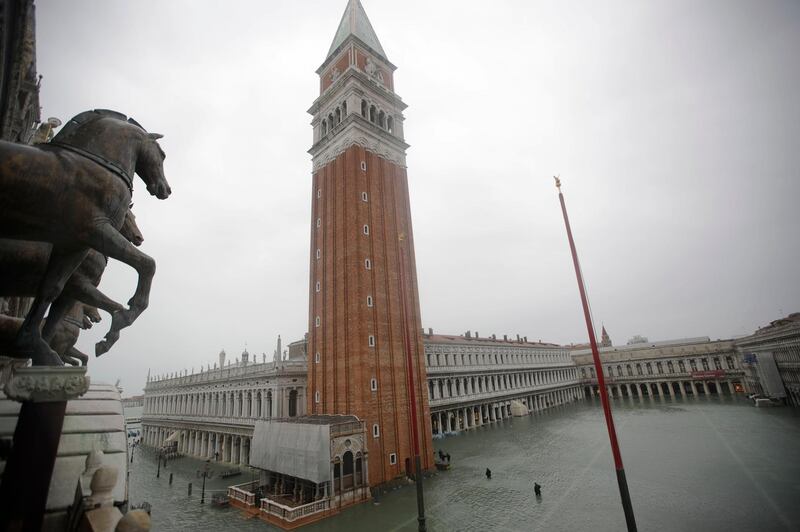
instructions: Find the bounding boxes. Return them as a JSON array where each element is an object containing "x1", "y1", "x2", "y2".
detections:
[
  {"x1": 14, "y1": 246, "x2": 88, "y2": 366},
  {"x1": 87, "y1": 223, "x2": 155, "y2": 357}
]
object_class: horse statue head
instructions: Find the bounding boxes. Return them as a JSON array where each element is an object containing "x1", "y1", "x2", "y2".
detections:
[{"x1": 51, "y1": 109, "x2": 171, "y2": 200}]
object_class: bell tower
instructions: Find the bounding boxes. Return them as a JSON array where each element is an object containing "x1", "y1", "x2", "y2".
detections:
[{"x1": 306, "y1": 0, "x2": 433, "y2": 486}]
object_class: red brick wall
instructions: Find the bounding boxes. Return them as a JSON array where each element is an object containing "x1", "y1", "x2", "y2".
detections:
[{"x1": 308, "y1": 145, "x2": 432, "y2": 486}]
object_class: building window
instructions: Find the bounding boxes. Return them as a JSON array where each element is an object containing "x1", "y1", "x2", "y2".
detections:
[
  {"x1": 366, "y1": 295, "x2": 373, "y2": 307},
  {"x1": 363, "y1": 224, "x2": 369, "y2": 235},
  {"x1": 389, "y1": 453, "x2": 397, "y2": 465},
  {"x1": 702, "y1": 358, "x2": 710, "y2": 371},
  {"x1": 368, "y1": 335, "x2": 375, "y2": 347},
  {"x1": 360, "y1": 161, "x2": 367, "y2": 171},
  {"x1": 371, "y1": 377, "x2": 377, "y2": 391},
  {"x1": 365, "y1": 258, "x2": 371, "y2": 270},
  {"x1": 373, "y1": 424, "x2": 380, "y2": 438},
  {"x1": 315, "y1": 316, "x2": 320, "y2": 327},
  {"x1": 315, "y1": 352, "x2": 320, "y2": 363},
  {"x1": 315, "y1": 281, "x2": 320, "y2": 292},
  {"x1": 316, "y1": 218, "x2": 321, "y2": 228},
  {"x1": 713, "y1": 357, "x2": 722, "y2": 370},
  {"x1": 315, "y1": 391, "x2": 320, "y2": 403},
  {"x1": 362, "y1": 191, "x2": 368, "y2": 202},
  {"x1": 317, "y1": 188, "x2": 321, "y2": 198},
  {"x1": 725, "y1": 356, "x2": 734, "y2": 369},
  {"x1": 316, "y1": 248, "x2": 321, "y2": 259}
]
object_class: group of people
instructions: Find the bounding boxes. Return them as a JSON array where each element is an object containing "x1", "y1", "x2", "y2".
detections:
[
  {"x1": 484, "y1": 467, "x2": 542, "y2": 497},
  {"x1": 436, "y1": 449, "x2": 451, "y2": 463}
]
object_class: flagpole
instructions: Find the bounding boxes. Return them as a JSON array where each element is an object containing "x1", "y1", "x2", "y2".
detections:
[
  {"x1": 554, "y1": 176, "x2": 637, "y2": 532},
  {"x1": 398, "y1": 232, "x2": 427, "y2": 532}
]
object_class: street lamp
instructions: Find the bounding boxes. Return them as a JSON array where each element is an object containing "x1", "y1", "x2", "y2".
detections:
[{"x1": 197, "y1": 460, "x2": 214, "y2": 504}]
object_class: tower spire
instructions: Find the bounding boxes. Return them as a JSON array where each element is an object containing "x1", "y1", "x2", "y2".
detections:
[{"x1": 327, "y1": 0, "x2": 387, "y2": 60}]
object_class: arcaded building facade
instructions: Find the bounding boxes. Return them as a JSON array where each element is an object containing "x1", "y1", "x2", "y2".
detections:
[
  {"x1": 306, "y1": 0, "x2": 433, "y2": 485},
  {"x1": 572, "y1": 337, "x2": 744, "y2": 399},
  {"x1": 141, "y1": 349, "x2": 307, "y2": 466},
  {"x1": 423, "y1": 331, "x2": 581, "y2": 434},
  {"x1": 142, "y1": 332, "x2": 584, "y2": 460}
]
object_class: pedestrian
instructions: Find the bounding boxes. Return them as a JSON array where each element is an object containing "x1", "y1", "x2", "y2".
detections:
[
  {"x1": 438, "y1": 449, "x2": 444, "y2": 461},
  {"x1": 486, "y1": 468, "x2": 492, "y2": 479},
  {"x1": 446, "y1": 453, "x2": 451, "y2": 463},
  {"x1": 534, "y1": 482, "x2": 541, "y2": 497}
]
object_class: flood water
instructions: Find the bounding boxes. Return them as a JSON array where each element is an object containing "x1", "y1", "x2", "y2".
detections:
[{"x1": 128, "y1": 396, "x2": 800, "y2": 531}]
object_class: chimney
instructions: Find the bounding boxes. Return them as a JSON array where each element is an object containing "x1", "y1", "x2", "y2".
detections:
[
  {"x1": 475, "y1": 331, "x2": 479, "y2": 338},
  {"x1": 491, "y1": 334, "x2": 496, "y2": 340},
  {"x1": 516, "y1": 334, "x2": 520, "y2": 342},
  {"x1": 524, "y1": 336, "x2": 528, "y2": 343},
  {"x1": 465, "y1": 330, "x2": 471, "y2": 338},
  {"x1": 219, "y1": 349, "x2": 226, "y2": 368},
  {"x1": 503, "y1": 334, "x2": 508, "y2": 341},
  {"x1": 428, "y1": 327, "x2": 433, "y2": 335}
]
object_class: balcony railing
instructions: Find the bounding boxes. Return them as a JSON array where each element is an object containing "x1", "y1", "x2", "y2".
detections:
[
  {"x1": 260, "y1": 496, "x2": 331, "y2": 522},
  {"x1": 228, "y1": 481, "x2": 259, "y2": 507}
]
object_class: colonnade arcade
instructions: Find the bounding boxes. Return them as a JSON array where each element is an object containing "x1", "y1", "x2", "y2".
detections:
[
  {"x1": 585, "y1": 378, "x2": 740, "y2": 399},
  {"x1": 142, "y1": 425, "x2": 253, "y2": 466},
  {"x1": 431, "y1": 386, "x2": 581, "y2": 435},
  {"x1": 428, "y1": 368, "x2": 576, "y2": 401},
  {"x1": 144, "y1": 387, "x2": 302, "y2": 419}
]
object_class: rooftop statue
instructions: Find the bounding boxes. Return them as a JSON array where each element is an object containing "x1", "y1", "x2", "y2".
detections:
[{"x1": 0, "y1": 109, "x2": 171, "y2": 366}]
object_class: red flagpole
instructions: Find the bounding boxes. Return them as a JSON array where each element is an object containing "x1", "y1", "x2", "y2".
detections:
[
  {"x1": 398, "y1": 232, "x2": 427, "y2": 532},
  {"x1": 555, "y1": 176, "x2": 637, "y2": 531}
]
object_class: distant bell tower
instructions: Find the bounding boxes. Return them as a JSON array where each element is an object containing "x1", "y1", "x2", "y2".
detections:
[{"x1": 306, "y1": 0, "x2": 433, "y2": 486}]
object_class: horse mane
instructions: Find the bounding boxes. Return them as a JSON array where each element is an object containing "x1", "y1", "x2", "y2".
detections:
[{"x1": 51, "y1": 109, "x2": 147, "y2": 144}]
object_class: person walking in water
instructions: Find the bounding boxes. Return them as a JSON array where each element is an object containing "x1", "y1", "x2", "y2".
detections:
[
  {"x1": 486, "y1": 468, "x2": 492, "y2": 479},
  {"x1": 534, "y1": 482, "x2": 542, "y2": 497}
]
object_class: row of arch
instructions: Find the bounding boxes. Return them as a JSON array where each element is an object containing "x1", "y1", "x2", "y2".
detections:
[
  {"x1": 428, "y1": 369, "x2": 576, "y2": 401},
  {"x1": 427, "y1": 349, "x2": 570, "y2": 368},
  {"x1": 319, "y1": 99, "x2": 395, "y2": 137},
  {"x1": 145, "y1": 388, "x2": 299, "y2": 419},
  {"x1": 581, "y1": 354, "x2": 737, "y2": 379}
]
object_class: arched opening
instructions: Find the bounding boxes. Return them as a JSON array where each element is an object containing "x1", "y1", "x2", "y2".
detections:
[
  {"x1": 378, "y1": 110, "x2": 385, "y2": 128},
  {"x1": 321, "y1": 119, "x2": 327, "y2": 135},
  {"x1": 288, "y1": 389, "x2": 298, "y2": 417},
  {"x1": 335, "y1": 107, "x2": 341, "y2": 124},
  {"x1": 333, "y1": 459, "x2": 341, "y2": 495},
  {"x1": 256, "y1": 392, "x2": 262, "y2": 417},
  {"x1": 369, "y1": 105, "x2": 376, "y2": 123},
  {"x1": 266, "y1": 390, "x2": 272, "y2": 418},
  {"x1": 361, "y1": 99, "x2": 367, "y2": 117},
  {"x1": 387, "y1": 116, "x2": 394, "y2": 133},
  {"x1": 355, "y1": 452, "x2": 363, "y2": 486},
  {"x1": 342, "y1": 451, "x2": 354, "y2": 489},
  {"x1": 342, "y1": 100, "x2": 347, "y2": 116}
]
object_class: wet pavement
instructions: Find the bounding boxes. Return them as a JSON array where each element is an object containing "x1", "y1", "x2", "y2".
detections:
[{"x1": 128, "y1": 395, "x2": 800, "y2": 531}]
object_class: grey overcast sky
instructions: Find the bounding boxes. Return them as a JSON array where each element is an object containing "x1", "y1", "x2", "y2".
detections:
[{"x1": 35, "y1": 0, "x2": 800, "y2": 395}]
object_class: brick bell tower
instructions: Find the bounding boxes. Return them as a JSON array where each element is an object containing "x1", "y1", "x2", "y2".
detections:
[{"x1": 306, "y1": 0, "x2": 433, "y2": 486}]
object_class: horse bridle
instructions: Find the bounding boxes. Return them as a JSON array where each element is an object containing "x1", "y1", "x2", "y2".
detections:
[{"x1": 49, "y1": 140, "x2": 134, "y2": 194}]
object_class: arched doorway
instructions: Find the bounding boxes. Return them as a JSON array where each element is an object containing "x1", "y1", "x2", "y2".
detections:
[
  {"x1": 342, "y1": 451, "x2": 354, "y2": 489},
  {"x1": 288, "y1": 389, "x2": 298, "y2": 417}
]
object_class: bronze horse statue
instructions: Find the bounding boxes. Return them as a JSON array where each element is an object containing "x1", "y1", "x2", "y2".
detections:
[
  {"x1": 0, "y1": 303, "x2": 100, "y2": 366},
  {"x1": 0, "y1": 208, "x2": 144, "y2": 357},
  {"x1": 0, "y1": 109, "x2": 171, "y2": 365}
]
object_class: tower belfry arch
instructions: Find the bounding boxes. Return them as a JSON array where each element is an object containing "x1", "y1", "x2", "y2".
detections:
[{"x1": 307, "y1": 0, "x2": 433, "y2": 487}]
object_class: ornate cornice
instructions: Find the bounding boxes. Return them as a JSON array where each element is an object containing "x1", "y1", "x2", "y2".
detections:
[
  {"x1": 310, "y1": 119, "x2": 407, "y2": 172},
  {"x1": 4, "y1": 365, "x2": 90, "y2": 402}
]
